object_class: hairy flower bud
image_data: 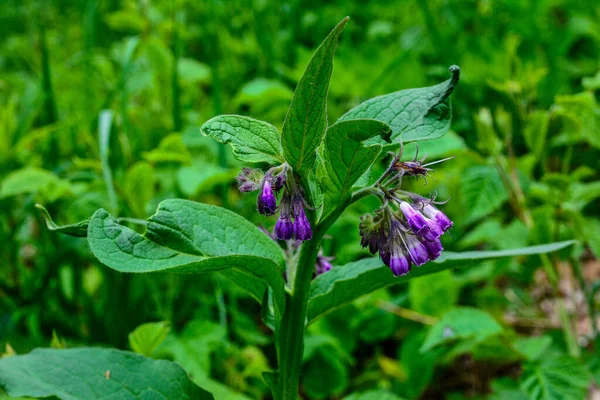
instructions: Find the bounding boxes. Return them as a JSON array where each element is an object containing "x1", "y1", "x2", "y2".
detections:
[
  {"x1": 389, "y1": 246, "x2": 411, "y2": 276},
  {"x1": 275, "y1": 215, "x2": 294, "y2": 240},
  {"x1": 236, "y1": 167, "x2": 262, "y2": 193},
  {"x1": 257, "y1": 175, "x2": 277, "y2": 216},
  {"x1": 315, "y1": 255, "x2": 333, "y2": 275},
  {"x1": 273, "y1": 171, "x2": 287, "y2": 192}
]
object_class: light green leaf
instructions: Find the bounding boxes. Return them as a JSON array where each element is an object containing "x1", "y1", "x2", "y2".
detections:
[
  {"x1": 0, "y1": 347, "x2": 213, "y2": 399},
  {"x1": 129, "y1": 321, "x2": 171, "y2": 357},
  {"x1": 281, "y1": 17, "x2": 348, "y2": 175},
  {"x1": 318, "y1": 119, "x2": 390, "y2": 217},
  {"x1": 201, "y1": 115, "x2": 283, "y2": 164},
  {"x1": 524, "y1": 110, "x2": 549, "y2": 159},
  {"x1": 520, "y1": 356, "x2": 590, "y2": 400},
  {"x1": 306, "y1": 241, "x2": 575, "y2": 324},
  {"x1": 409, "y1": 269, "x2": 459, "y2": 317},
  {"x1": 87, "y1": 200, "x2": 286, "y2": 315},
  {"x1": 513, "y1": 336, "x2": 552, "y2": 361},
  {"x1": 421, "y1": 307, "x2": 502, "y2": 352},
  {"x1": 0, "y1": 167, "x2": 70, "y2": 200},
  {"x1": 123, "y1": 161, "x2": 155, "y2": 217},
  {"x1": 461, "y1": 165, "x2": 510, "y2": 224},
  {"x1": 35, "y1": 204, "x2": 89, "y2": 237},
  {"x1": 339, "y1": 66, "x2": 460, "y2": 143}
]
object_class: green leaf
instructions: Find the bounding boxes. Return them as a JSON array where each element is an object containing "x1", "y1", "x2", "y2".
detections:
[
  {"x1": 420, "y1": 307, "x2": 503, "y2": 352},
  {"x1": 0, "y1": 167, "x2": 70, "y2": 201},
  {"x1": 87, "y1": 200, "x2": 286, "y2": 315},
  {"x1": 520, "y1": 356, "x2": 590, "y2": 400},
  {"x1": 409, "y1": 269, "x2": 459, "y2": 317},
  {"x1": 281, "y1": 17, "x2": 348, "y2": 175},
  {"x1": 513, "y1": 336, "x2": 552, "y2": 361},
  {"x1": 306, "y1": 241, "x2": 575, "y2": 324},
  {"x1": 303, "y1": 346, "x2": 349, "y2": 399},
  {"x1": 524, "y1": 110, "x2": 550, "y2": 159},
  {"x1": 201, "y1": 115, "x2": 284, "y2": 164},
  {"x1": 35, "y1": 204, "x2": 89, "y2": 237},
  {"x1": 460, "y1": 165, "x2": 510, "y2": 224},
  {"x1": 339, "y1": 66, "x2": 460, "y2": 143},
  {"x1": 123, "y1": 161, "x2": 155, "y2": 217},
  {"x1": 128, "y1": 321, "x2": 171, "y2": 357},
  {"x1": 318, "y1": 119, "x2": 391, "y2": 217},
  {"x1": 0, "y1": 347, "x2": 213, "y2": 399}
]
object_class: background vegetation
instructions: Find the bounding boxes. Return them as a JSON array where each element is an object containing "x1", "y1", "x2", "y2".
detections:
[{"x1": 1, "y1": 0, "x2": 599, "y2": 399}]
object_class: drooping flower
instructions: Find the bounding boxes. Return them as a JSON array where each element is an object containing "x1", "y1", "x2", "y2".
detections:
[
  {"x1": 399, "y1": 201, "x2": 429, "y2": 235},
  {"x1": 422, "y1": 203, "x2": 453, "y2": 232},
  {"x1": 257, "y1": 174, "x2": 277, "y2": 216},
  {"x1": 275, "y1": 192, "x2": 294, "y2": 240},
  {"x1": 293, "y1": 197, "x2": 312, "y2": 241},
  {"x1": 388, "y1": 243, "x2": 411, "y2": 276},
  {"x1": 404, "y1": 234, "x2": 429, "y2": 266},
  {"x1": 421, "y1": 237, "x2": 443, "y2": 260}
]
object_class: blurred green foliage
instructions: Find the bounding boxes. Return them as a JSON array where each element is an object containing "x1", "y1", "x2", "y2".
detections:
[{"x1": 1, "y1": 0, "x2": 599, "y2": 399}]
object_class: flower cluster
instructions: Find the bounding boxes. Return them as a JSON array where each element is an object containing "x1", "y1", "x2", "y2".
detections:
[
  {"x1": 360, "y1": 197, "x2": 452, "y2": 277},
  {"x1": 236, "y1": 167, "x2": 312, "y2": 241}
]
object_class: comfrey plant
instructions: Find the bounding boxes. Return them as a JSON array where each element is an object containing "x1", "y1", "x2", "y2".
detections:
[{"x1": 1, "y1": 17, "x2": 574, "y2": 400}]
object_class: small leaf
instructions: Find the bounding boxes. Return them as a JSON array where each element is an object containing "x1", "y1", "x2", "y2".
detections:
[
  {"x1": 339, "y1": 65, "x2": 460, "y2": 143},
  {"x1": 0, "y1": 347, "x2": 213, "y2": 399},
  {"x1": 87, "y1": 200, "x2": 286, "y2": 317},
  {"x1": 524, "y1": 110, "x2": 549, "y2": 159},
  {"x1": 513, "y1": 336, "x2": 552, "y2": 361},
  {"x1": 409, "y1": 269, "x2": 459, "y2": 317},
  {"x1": 36, "y1": 204, "x2": 89, "y2": 237},
  {"x1": 281, "y1": 17, "x2": 349, "y2": 175},
  {"x1": 420, "y1": 308, "x2": 503, "y2": 352},
  {"x1": 0, "y1": 167, "x2": 70, "y2": 200},
  {"x1": 306, "y1": 241, "x2": 575, "y2": 324},
  {"x1": 318, "y1": 119, "x2": 390, "y2": 218},
  {"x1": 129, "y1": 321, "x2": 171, "y2": 357},
  {"x1": 520, "y1": 356, "x2": 590, "y2": 400},
  {"x1": 460, "y1": 165, "x2": 510, "y2": 224},
  {"x1": 201, "y1": 115, "x2": 284, "y2": 164}
]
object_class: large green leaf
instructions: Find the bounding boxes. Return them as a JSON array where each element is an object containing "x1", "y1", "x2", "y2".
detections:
[
  {"x1": 0, "y1": 348, "x2": 213, "y2": 399},
  {"x1": 201, "y1": 115, "x2": 284, "y2": 164},
  {"x1": 420, "y1": 307, "x2": 503, "y2": 352},
  {"x1": 318, "y1": 119, "x2": 390, "y2": 218},
  {"x1": 87, "y1": 200, "x2": 286, "y2": 315},
  {"x1": 281, "y1": 17, "x2": 348, "y2": 175},
  {"x1": 520, "y1": 356, "x2": 590, "y2": 400},
  {"x1": 306, "y1": 241, "x2": 575, "y2": 324},
  {"x1": 338, "y1": 65, "x2": 460, "y2": 143}
]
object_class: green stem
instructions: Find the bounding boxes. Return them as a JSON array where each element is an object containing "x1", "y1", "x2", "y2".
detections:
[
  {"x1": 571, "y1": 255, "x2": 598, "y2": 337},
  {"x1": 275, "y1": 189, "x2": 374, "y2": 399}
]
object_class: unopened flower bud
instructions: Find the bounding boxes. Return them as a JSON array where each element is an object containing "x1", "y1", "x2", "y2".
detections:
[
  {"x1": 422, "y1": 204, "x2": 453, "y2": 232},
  {"x1": 257, "y1": 175, "x2": 277, "y2": 216}
]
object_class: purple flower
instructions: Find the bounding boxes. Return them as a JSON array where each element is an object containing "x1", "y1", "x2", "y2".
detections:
[
  {"x1": 421, "y1": 237, "x2": 443, "y2": 260},
  {"x1": 257, "y1": 175, "x2": 277, "y2": 216},
  {"x1": 275, "y1": 215, "x2": 294, "y2": 240},
  {"x1": 293, "y1": 199, "x2": 312, "y2": 241},
  {"x1": 399, "y1": 202, "x2": 429, "y2": 236},
  {"x1": 379, "y1": 245, "x2": 391, "y2": 266},
  {"x1": 421, "y1": 218, "x2": 443, "y2": 241},
  {"x1": 389, "y1": 246, "x2": 411, "y2": 276},
  {"x1": 422, "y1": 204, "x2": 453, "y2": 232},
  {"x1": 404, "y1": 234, "x2": 429, "y2": 266},
  {"x1": 273, "y1": 171, "x2": 287, "y2": 192},
  {"x1": 315, "y1": 255, "x2": 333, "y2": 275}
]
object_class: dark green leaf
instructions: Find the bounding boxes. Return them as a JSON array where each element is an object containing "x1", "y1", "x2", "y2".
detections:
[
  {"x1": 87, "y1": 200, "x2": 286, "y2": 315},
  {"x1": 421, "y1": 308, "x2": 503, "y2": 352},
  {"x1": 281, "y1": 17, "x2": 348, "y2": 175},
  {"x1": 520, "y1": 356, "x2": 590, "y2": 400},
  {"x1": 36, "y1": 204, "x2": 89, "y2": 237},
  {"x1": 339, "y1": 66, "x2": 460, "y2": 143},
  {"x1": 0, "y1": 348, "x2": 213, "y2": 399},
  {"x1": 318, "y1": 119, "x2": 390, "y2": 217},
  {"x1": 306, "y1": 241, "x2": 575, "y2": 324},
  {"x1": 201, "y1": 115, "x2": 283, "y2": 164}
]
